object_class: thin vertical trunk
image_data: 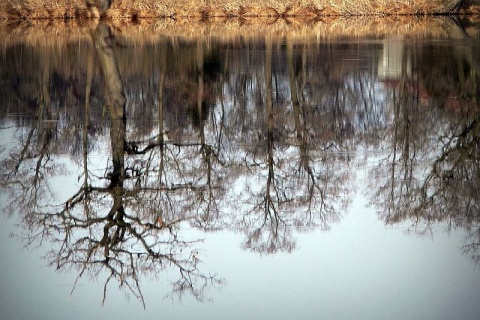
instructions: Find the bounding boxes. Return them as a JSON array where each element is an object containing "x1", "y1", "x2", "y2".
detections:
[
  {"x1": 264, "y1": 35, "x2": 277, "y2": 223},
  {"x1": 157, "y1": 44, "x2": 166, "y2": 183},
  {"x1": 93, "y1": 23, "x2": 126, "y2": 192}
]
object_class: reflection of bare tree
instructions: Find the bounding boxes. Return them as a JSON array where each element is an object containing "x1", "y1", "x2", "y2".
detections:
[
  {"x1": 0, "y1": 23, "x2": 222, "y2": 307},
  {"x1": 0, "y1": 30, "x2": 398, "y2": 296},
  {"x1": 239, "y1": 37, "x2": 295, "y2": 254},
  {"x1": 0, "y1": 60, "x2": 60, "y2": 218},
  {"x1": 368, "y1": 37, "x2": 480, "y2": 263},
  {"x1": 235, "y1": 37, "x2": 353, "y2": 254},
  {"x1": 371, "y1": 106, "x2": 480, "y2": 260}
]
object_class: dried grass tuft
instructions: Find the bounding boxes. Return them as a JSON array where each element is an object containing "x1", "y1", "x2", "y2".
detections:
[
  {"x1": 284, "y1": 4, "x2": 320, "y2": 17},
  {"x1": 240, "y1": 6, "x2": 279, "y2": 17}
]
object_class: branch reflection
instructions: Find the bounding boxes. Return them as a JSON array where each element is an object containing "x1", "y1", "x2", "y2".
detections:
[
  {"x1": 0, "y1": 23, "x2": 225, "y2": 307},
  {"x1": 369, "y1": 35, "x2": 480, "y2": 264},
  {"x1": 1, "y1": 17, "x2": 479, "y2": 306}
]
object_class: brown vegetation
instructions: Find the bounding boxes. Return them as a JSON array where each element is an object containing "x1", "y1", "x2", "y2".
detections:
[
  {"x1": 1, "y1": 15, "x2": 479, "y2": 48},
  {"x1": 0, "y1": 0, "x2": 479, "y2": 20}
]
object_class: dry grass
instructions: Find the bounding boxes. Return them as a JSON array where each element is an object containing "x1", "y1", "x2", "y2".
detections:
[
  {"x1": 2, "y1": 15, "x2": 479, "y2": 49},
  {"x1": 0, "y1": 0, "x2": 478, "y2": 20}
]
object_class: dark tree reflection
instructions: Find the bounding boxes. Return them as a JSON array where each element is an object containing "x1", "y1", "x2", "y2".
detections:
[
  {"x1": 232, "y1": 37, "x2": 354, "y2": 254},
  {"x1": 2, "y1": 18, "x2": 479, "y2": 306},
  {"x1": 0, "y1": 24, "x2": 224, "y2": 307},
  {"x1": 368, "y1": 37, "x2": 480, "y2": 264}
]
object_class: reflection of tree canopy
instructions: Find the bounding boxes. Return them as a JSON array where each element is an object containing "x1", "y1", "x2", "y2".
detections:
[
  {"x1": 0, "y1": 31, "x2": 373, "y2": 263},
  {"x1": 368, "y1": 37, "x2": 480, "y2": 263},
  {"x1": 2, "y1": 22, "x2": 480, "y2": 306},
  {"x1": 0, "y1": 24, "x2": 225, "y2": 307}
]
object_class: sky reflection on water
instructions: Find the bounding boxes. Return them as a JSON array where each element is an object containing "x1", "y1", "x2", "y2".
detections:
[{"x1": 1, "y1": 16, "x2": 480, "y2": 320}]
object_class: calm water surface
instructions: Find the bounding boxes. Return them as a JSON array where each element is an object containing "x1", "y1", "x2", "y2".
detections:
[{"x1": 1, "y1": 17, "x2": 480, "y2": 320}]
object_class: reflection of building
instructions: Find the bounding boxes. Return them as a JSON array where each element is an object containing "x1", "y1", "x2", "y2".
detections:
[
  {"x1": 377, "y1": 36, "x2": 433, "y2": 107},
  {"x1": 378, "y1": 36, "x2": 411, "y2": 82}
]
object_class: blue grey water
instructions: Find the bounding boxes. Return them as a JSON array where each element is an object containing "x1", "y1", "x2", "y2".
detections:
[{"x1": 1, "y1": 17, "x2": 480, "y2": 320}]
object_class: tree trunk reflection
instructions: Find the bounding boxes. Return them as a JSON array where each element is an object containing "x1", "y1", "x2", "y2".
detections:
[{"x1": 1, "y1": 20, "x2": 479, "y2": 305}]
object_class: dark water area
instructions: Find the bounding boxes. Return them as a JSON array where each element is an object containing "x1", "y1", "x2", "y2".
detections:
[{"x1": 1, "y1": 17, "x2": 480, "y2": 320}]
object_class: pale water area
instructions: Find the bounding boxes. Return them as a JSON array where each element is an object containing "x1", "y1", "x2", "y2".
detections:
[{"x1": 0, "y1": 16, "x2": 480, "y2": 320}]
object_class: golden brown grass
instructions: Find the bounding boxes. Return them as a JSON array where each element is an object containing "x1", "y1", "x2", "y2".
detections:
[
  {"x1": 0, "y1": 0, "x2": 478, "y2": 20},
  {"x1": 2, "y1": 15, "x2": 479, "y2": 49}
]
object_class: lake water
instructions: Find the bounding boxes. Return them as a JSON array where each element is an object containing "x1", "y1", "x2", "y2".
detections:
[{"x1": 1, "y1": 16, "x2": 480, "y2": 320}]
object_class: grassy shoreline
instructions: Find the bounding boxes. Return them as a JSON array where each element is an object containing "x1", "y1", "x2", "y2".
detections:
[
  {"x1": 2, "y1": 16, "x2": 479, "y2": 48},
  {"x1": 1, "y1": 0, "x2": 480, "y2": 20}
]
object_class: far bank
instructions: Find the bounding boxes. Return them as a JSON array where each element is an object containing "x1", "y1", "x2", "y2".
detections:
[{"x1": 1, "y1": 0, "x2": 480, "y2": 20}]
